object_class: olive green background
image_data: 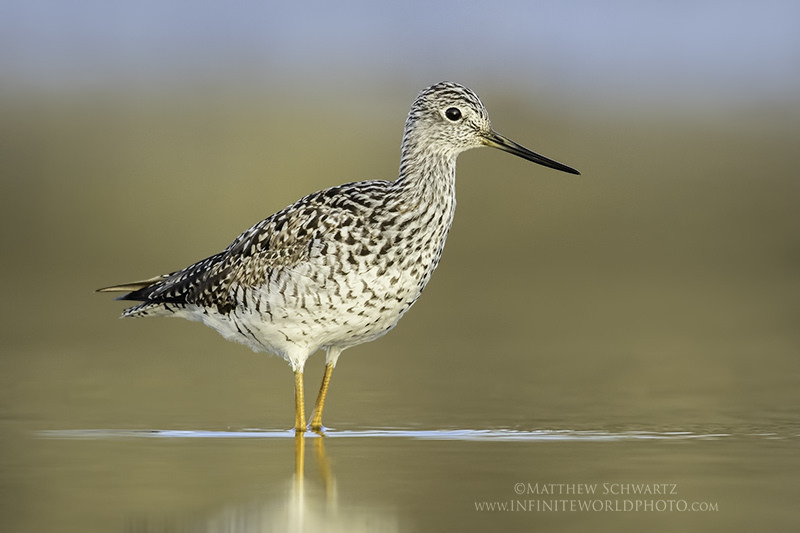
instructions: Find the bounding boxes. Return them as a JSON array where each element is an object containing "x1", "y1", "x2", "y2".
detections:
[{"x1": 1, "y1": 2, "x2": 799, "y2": 531}]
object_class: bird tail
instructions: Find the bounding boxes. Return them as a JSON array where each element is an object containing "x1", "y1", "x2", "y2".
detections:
[
  {"x1": 96, "y1": 275, "x2": 169, "y2": 295},
  {"x1": 97, "y1": 274, "x2": 178, "y2": 318}
]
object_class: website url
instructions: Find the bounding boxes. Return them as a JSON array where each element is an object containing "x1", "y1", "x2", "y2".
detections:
[{"x1": 474, "y1": 499, "x2": 718, "y2": 512}]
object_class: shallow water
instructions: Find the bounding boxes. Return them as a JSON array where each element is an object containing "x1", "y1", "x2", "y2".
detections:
[
  {"x1": 7, "y1": 423, "x2": 799, "y2": 532},
  {"x1": 4, "y1": 333, "x2": 800, "y2": 532}
]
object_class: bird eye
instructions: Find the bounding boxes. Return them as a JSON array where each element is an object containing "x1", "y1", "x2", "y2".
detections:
[{"x1": 444, "y1": 107, "x2": 462, "y2": 121}]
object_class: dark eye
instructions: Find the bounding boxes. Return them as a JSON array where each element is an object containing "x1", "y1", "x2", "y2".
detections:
[{"x1": 444, "y1": 107, "x2": 462, "y2": 121}]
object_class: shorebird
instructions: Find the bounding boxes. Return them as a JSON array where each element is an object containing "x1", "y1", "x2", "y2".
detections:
[{"x1": 98, "y1": 81, "x2": 579, "y2": 432}]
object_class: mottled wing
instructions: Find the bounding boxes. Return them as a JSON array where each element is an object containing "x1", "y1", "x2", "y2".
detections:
[{"x1": 102, "y1": 181, "x2": 390, "y2": 317}]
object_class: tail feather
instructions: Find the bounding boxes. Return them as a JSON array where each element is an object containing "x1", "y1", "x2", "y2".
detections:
[{"x1": 96, "y1": 275, "x2": 168, "y2": 294}]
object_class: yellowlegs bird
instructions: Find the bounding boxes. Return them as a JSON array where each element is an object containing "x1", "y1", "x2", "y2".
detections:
[{"x1": 98, "y1": 81, "x2": 579, "y2": 432}]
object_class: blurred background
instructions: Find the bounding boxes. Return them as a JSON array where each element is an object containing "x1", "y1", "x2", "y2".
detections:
[{"x1": 1, "y1": 1, "x2": 799, "y2": 531}]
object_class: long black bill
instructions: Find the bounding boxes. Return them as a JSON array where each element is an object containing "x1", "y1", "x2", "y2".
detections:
[{"x1": 481, "y1": 130, "x2": 580, "y2": 175}]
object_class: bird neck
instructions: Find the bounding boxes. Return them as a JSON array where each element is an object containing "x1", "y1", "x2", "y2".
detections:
[{"x1": 394, "y1": 136, "x2": 458, "y2": 211}]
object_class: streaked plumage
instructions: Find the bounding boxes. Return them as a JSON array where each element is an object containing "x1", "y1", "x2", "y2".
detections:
[{"x1": 99, "y1": 81, "x2": 579, "y2": 432}]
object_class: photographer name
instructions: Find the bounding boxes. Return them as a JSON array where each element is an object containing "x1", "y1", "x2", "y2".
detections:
[{"x1": 518, "y1": 482, "x2": 678, "y2": 496}]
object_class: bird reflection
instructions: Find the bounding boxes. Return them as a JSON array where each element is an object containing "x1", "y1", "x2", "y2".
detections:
[{"x1": 197, "y1": 434, "x2": 397, "y2": 533}]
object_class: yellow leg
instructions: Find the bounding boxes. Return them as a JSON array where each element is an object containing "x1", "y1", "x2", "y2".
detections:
[
  {"x1": 294, "y1": 369, "x2": 306, "y2": 433},
  {"x1": 310, "y1": 363, "x2": 335, "y2": 432}
]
